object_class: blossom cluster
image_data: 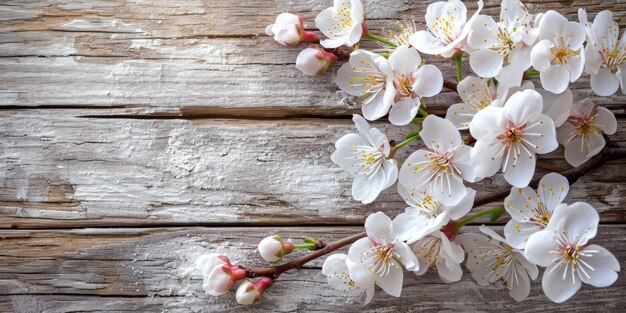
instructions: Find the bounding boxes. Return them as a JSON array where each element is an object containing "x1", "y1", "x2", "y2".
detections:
[{"x1": 195, "y1": 0, "x2": 621, "y2": 306}]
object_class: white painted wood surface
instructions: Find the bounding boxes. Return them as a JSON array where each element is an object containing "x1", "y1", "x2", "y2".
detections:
[{"x1": 0, "y1": 0, "x2": 625, "y2": 312}]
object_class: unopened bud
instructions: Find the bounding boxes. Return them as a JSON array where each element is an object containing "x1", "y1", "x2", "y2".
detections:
[
  {"x1": 296, "y1": 45, "x2": 338, "y2": 76},
  {"x1": 236, "y1": 277, "x2": 274, "y2": 305},
  {"x1": 265, "y1": 13, "x2": 319, "y2": 46},
  {"x1": 195, "y1": 253, "x2": 247, "y2": 296},
  {"x1": 258, "y1": 235, "x2": 294, "y2": 263}
]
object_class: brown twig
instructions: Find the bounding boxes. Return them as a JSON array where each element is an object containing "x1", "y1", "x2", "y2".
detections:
[
  {"x1": 443, "y1": 79, "x2": 458, "y2": 92},
  {"x1": 244, "y1": 146, "x2": 626, "y2": 280}
]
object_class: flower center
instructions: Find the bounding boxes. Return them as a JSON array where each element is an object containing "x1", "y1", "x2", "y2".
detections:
[
  {"x1": 548, "y1": 232, "x2": 598, "y2": 284},
  {"x1": 431, "y1": 13, "x2": 459, "y2": 44},
  {"x1": 566, "y1": 106, "x2": 603, "y2": 150},
  {"x1": 334, "y1": 6, "x2": 354, "y2": 30},
  {"x1": 390, "y1": 20, "x2": 416, "y2": 46},
  {"x1": 418, "y1": 194, "x2": 443, "y2": 218},
  {"x1": 346, "y1": 145, "x2": 386, "y2": 179},
  {"x1": 551, "y1": 46, "x2": 573, "y2": 64},
  {"x1": 393, "y1": 73, "x2": 416, "y2": 97},
  {"x1": 363, "y1": 244, "x2": 399, "y2": 276},
  {"x1": 497, "y1": 122, "x2": 526, "y2": 146},
  {"x1": 413, "y1": 236, "x2": 441, "y2": 266},
  {"x1": 531, "y1": 202, "x2": 551, "y2": 227}
]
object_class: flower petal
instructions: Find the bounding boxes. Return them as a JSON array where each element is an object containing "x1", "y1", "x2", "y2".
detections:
[
  {"x1": 539, "y1": 64, "x2": 570, "y2": 94},
  {"x1": 590, "y1": 67, "x2": 619, "y2": 97},
  {"x1": 471, "y1": 140, "x2": 505, "y2": 178},
  {"x1": 420, "y1": 115, "x2": 463, "y2": 152},
  {"x1": 376, "y1": 260, "x2": 404, "y2": 297},
  {"x1": 502, "y1": 145, "x2": 536, "y2": 188},
  {"x1": 578, "y1": 244, "x2": 620, "y2": 287},
  {"x1": 537, "y1": 88, "x2": 573, "y2": 127},
  {"x1": 395, "y1": 241, "x2": 419, "y2": 271},
  {"x1": 409, "y1": 31, "x2": 446, "y2": 55},
  {"x1": 364, "y1": 212, "x2": 395, "y2": 244},
  {"x1": 537, "y1": 173, "x2": 569, "y2": 214},
  {"x1": 504, "y1": 220, "x2": 541, "y2": 249},
  {"x1": 470, "y1": 106, "x2": 506, "y2": 142},
  {"x1": 596, "y1": 106, "x2": 618, "y2": 135},
  {"x1": 352, "y1": 171, "x2": 385, "y2": 204},
  {"x1": 530, "y1": 39, "x2": 554, "y2": 72},
  {"x1": 548, "y1": 202, "x2": 599, "y2": 246},
  {"x1": 412, "y1": 64, "x2": 444, "y2": 98},
  {"x1": 389, "y1": 45, "x2": 421, "y2": 75},
  {"x1": 542, "y1": 263, "x2": 581, "y2": 303},
  {"x1": 388, "y1": 98, "x2": 420, "y2": 126},
  {"x1": 447, "y1": 187, "x2": 476, "y2": 220},
  {"x1": 524, "y1": 229, "x2": 557, "y2": 266},
  {"x1": 470, "y1": 49, "x2": 504, "y2": 77}
]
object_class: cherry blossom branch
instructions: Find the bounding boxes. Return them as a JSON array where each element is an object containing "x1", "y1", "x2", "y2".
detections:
[
  {"x1": 443, "y1": 79, "x2": 458, "y2": 92},
  {"x1": 243, "y1": 146, "x2": 625, "y2": 281}
]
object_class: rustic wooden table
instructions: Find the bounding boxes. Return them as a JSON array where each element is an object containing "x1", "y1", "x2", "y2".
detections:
[{"x1": 0, "y1": 0, "x2": 624, "y2": 312}]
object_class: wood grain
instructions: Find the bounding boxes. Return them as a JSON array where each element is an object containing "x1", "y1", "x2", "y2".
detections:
[
  {"x1": 0, "y1": 110, "x2": 624, "y2": 228},
  {"x1": 0, "y1": 226, "x2": 624, "y2": 312}
]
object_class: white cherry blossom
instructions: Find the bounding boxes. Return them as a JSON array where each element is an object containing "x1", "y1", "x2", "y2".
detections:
[
  {"x1": 347, "y1": 212, "x2": 418, "y2": 297},
  {"x1": 470, "y1": 89, "x2": 558, "y2": 187},
  {"x1": 331, "y1": 115, "x2": 398, "y2": 204},
  {"x1": 399, "y1": 115, "x2": 475, "y2": 206},
  {"x1": 336, "y1": 46, "x2": 443, "y2": 125},
  {"x1": 530, "y1": 10, "x2": 586, "y2": 93},
  {"x1": 525, "y1": 202, "x2": 620, "y2": 303},
  {"x1": 393, "y1": 184, "x2": 476, "y2": 244},
  {"x1": 409, "y1": 0, "x2": 484, "y2": 58},
  {"x1": 467, "y1": 0, "x2": 535, "y2": 85},
  {"x1": 445, "y1": 76, "x2": 504, "y2": 130},
  {"x1": 504, "y1": 172, "x2": 570, "y2": 249},
  {"x1": 412, "y1": 230, "x2": 465, "y2": 283},
  {"x1": 315, "y1": 0, "x2": 364, "y2": 48},
  {"x1": 557, "y1": 99, "x2": 617, "y2": 167},
  {"x1": 579, "y1": 9, "x2": 626, "y2": 96},
  {"x1": 322, "y1": 253, "x2": 375, "y2": 304},
  {"x1": 265, "y1": 13, "x2": 318, "y2": 46},
  {"x1": 458, "y1": 225, "x2": 538, "y2": 301}
]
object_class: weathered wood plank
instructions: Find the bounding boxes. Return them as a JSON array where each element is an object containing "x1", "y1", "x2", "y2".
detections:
[
  {"x1": 0, "y1": 226, "x2": 624, "y2": 312},
  {"x1": 1, "y1": 110, "x2": 624, "y2": 228},
  {"x1": 1, "y1": 1, "x2": 626, "y2": 115}
]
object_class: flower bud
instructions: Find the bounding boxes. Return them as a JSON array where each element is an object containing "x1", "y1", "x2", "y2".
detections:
[
  {"x1": 257, "y1": 235, "x2": 293, "y2": 263},
  {"x1": 235, "y1": 277, "x2": 274, "y2": 305},
  {"x1": 265, "y1": 13, "x2": 319, "y2": 46},
  {"x1": 296, "y1": 46, "x2": 338, "y2": 76},
  {"x1": 195, "y1": 253, "x2": 247, "y2": 296}
]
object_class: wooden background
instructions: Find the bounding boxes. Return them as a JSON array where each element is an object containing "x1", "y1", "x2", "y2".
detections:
[{"x1": 0, "y1": 0, "x2": 625, "y2": 312}]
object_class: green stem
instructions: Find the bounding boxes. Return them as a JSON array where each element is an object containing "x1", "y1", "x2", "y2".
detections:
[
  {"x1": 292, "y1": 243, "x2": 316, "y2": 251},
  {"x1": 418, "y1": 107, "x2": 429, "y2": 117},
  {"x1": 525, "y1": 70, "x2": 540, "y2": 77},
  {"x1": 395, "y1": 134, "x2": 420, "y2": 151},
  {"x1": 364, "y1": 33, "x2": 397, "y2": 48},
  {"x1": 454, "y1": 206, "x2": 505, "y2": 232},
  {"x1": 454, "y1": 54, "x2": 463, "y2": 82}
]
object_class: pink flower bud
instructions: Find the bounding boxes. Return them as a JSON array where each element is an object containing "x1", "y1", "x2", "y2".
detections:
[
  {"x1": 265, "y1": 13, "x2": 319, "y2": 46},
  {"x1": 195, "y1": 253, "x2": 247, "y2": 296},
  {"x1": 296, "y1": 46, "x2": 338, "y2": 76},
  {"x1": 235, "y1": 277, "x2": 274, "y2": 305},
  {"x1": 257, "y1": 235, "x2": 293, "y2": 263}
]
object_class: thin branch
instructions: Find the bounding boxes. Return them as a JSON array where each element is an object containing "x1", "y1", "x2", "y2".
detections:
[
  {"x1": 443, "y1": 79, "x2": 458, "y2": 92},
  {"x1": 245, "y1": 232, "x2": 367, "y2": 279},
  {"x1": 243, "y1": 146, "x2": 626, "y2": 280}
]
